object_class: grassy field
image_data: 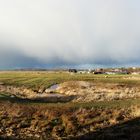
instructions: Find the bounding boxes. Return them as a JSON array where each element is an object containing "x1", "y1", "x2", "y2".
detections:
[
  {"x1": 0, "y1": 71, "x2": 140, "y2": 90},
  {"x1": 1, "y1": 71, "x2": 140, "y2": 139},
  {"x1": 0, "y1": 71, "x2": 140, "y2": 106}
]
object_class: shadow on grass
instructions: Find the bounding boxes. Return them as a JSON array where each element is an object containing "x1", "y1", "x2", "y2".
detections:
[
  {"x1": 0, "y1": 136, "x2": 18, "y2": 140},
  {"x1": 70, "y1": 117, "x2": 140, "y2": 140},
  {"x1": 0, "y1": 93, "x2": 76, "y2": 104}
]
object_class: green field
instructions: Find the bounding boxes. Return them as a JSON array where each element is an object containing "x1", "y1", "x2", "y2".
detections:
[{"x1": 0, "y1": 71, "x2": 140, "y2": 90}]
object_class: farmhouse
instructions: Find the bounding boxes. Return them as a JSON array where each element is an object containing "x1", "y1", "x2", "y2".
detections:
[{"x1": 68, "y1": 69, "x2": 77, "y2": 73}]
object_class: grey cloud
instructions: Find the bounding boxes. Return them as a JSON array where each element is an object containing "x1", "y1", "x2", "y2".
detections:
[
  {"x1": 0, "y1": 46, "x2": 45, "y2": 69},
  {"x1": 0, "y1": 0, "x2": 140, "y2": 69}
]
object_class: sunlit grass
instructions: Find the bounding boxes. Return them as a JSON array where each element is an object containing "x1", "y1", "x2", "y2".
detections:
[{"x1": 0, "y1": 71, "x2": 140, "y2": 90}]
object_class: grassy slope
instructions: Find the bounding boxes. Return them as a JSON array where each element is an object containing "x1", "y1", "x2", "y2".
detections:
[
  {"x1": 0, "y1": 91, "x2": 140, "y2": 109},
  {"x1": 0, "y1": 98, "x2": 140, "y2": 140}
]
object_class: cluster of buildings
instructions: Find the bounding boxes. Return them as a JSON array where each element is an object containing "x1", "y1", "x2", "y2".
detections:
[{"x1": 68, "y1": 67, "x2": 140, "y2": 75}]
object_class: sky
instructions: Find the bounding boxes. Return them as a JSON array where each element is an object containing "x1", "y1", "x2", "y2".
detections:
[{"x1": 0, "y1": 0, "x2": 140, "y2": 69}]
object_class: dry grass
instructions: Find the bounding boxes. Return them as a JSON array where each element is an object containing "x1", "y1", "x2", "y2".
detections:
[
  {"x1": 130, "y1": 106, "x2": 140, "y2": 118},
  {"x1": 0, "y1": 100, "x2": 139, "y2": 139}
]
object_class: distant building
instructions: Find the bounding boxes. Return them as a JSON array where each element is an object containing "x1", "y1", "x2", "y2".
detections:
[
  {"x1": 94, "y1": 71, "x2": 105, "y2": 74},
  {"x1": 93, "y1": 68, "x2": 105, "y2": 74},
  {"x1": 69, "y1": 69, "x2": 77, "y2": 73}
]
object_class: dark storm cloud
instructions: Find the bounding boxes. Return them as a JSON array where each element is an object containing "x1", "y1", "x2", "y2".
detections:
[
  {"x1": 0, "y1": 47, "x2": 45, "y2": 69},
  {"x1": 0, "y1": 0, "x2": 140, "y2": 68}
]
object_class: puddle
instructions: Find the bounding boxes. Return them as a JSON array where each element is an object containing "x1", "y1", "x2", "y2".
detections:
[{"x1": 48, "y1": 84, "x2": 59, "y2": 90}]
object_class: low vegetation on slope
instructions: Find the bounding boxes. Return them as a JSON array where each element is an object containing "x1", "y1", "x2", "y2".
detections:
[{"x1": 0, "y1": 99, "x2": 140, "y2": 140}]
